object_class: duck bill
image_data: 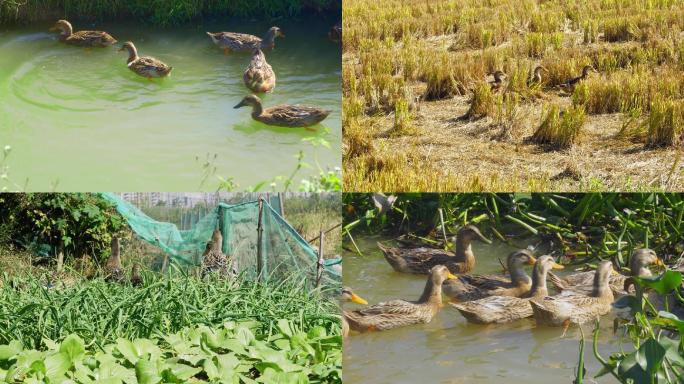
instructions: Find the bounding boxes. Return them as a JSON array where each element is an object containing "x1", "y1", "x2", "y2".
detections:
[
  {"x1": 551, "y1": 262, "x2": 565, "y2": 270},
  {"x1": 350, "y1": 294, "x2": 368, "y2": 305},
  {"x1": 234, "y1": 100, "x2": 247, "y2": 109},
  {"x1": 526, "y1": 256, "x2": 537, "y2": 265},
  {"x1": 447, "y1": 272, "x2": 458, "y2": 280}
]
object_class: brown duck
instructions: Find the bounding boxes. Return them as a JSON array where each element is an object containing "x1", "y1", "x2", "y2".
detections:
[
  {"x1": 489, "y1": 70, "x2": 506, "y2": 92},
  {"x1": 443, "y1": 249, "x2": 537, "y2": 302},
  {"x1": 559, "y1": 65, "x2": 596, "y2": 91},
  {"x1": 105, "y1": 237, "x2": 125, "y2": 283},
  {"x1": 119, "y1": 42, "x2": 173, "y2": 79},
  {"x1": 377, "y1": 225, "x2": 491, "y2": 275},
  {"x1": 341, "y1": 287, "x2": 368, "y2": 337},
  {"x1": 344, "y1": 266, "x2": 456, "y2": 332},
  {"x1": 450, "y1": 255, "x2": 564, "y2": 324},
  {"x1": 130, "y1": 264, "x2": 143, "y2": 287},
  {"x1": 234, "y1": 95, "x2": 331, "y2": 128},
  {"x1": 49, "y1": 20, "x2": 117, "y2": 47},
  {"x1": 243, "y1": 49, "x2": 276, "y2": 93},
  {"x1": 207, "y1": 27, "x2": 284, "y2": 54},
  {"x1": 528, "y1": 66, "x2": 548, "y2": 86},
  {"x1": 201, "y1": 229, "x2": 232, "y2": 278}
]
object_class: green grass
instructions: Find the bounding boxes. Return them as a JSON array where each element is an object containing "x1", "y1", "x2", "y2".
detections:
[
  {"x1": 0, "y1": 0, "x2": 340, "y2": 25},
  {"x1": 0, "y1": 268, "x2": 339, "y2": 350}
]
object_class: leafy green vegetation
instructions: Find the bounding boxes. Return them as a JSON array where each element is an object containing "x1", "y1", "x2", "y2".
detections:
[
  {"x1": 577, "y1": 270, "x2": 684, "y2": 383},
  {"x1": 0, "y1": 319, "x2": 340, "y2": 383},
  {"x1": 343, "y1": 193, "x2": 684, "y2": 266},
  {"x1": 0, "y1": 0, "x2": 340, "y2": 25}
]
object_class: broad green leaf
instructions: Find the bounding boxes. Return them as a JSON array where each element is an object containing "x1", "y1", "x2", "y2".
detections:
[
  {"x1": 44, "y1": 351, "x2": 71, "y2": 378},
  {"x1": 634, "y1": 271, "x2": 683, "y2": 295},
  {"x1": 135, "y1": 359, "x2": 162, "y2": 384},
  {"x1": 0, "y1": 340, "x2": 23, "y2": 361},
  {"x1": 60, "y1": 334, "x2": 85, "y2": 364},
  {"x1": 638, "y1": 338, "x2": 665, "y2": 378}
]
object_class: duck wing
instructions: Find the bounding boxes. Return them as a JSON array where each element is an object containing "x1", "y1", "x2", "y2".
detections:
[
  {"x1": 451, "y1": 296, "x2": 533, "y2": 324},
  {"x1": 264, "y1": 105, "x2": 331, "y2": 127},
  {"x1": 377, "y1": 242, "x2": 461, "y2": 274},
  {"x1": 213, "y1": 32, "x2": 261, "y2": 50},
  {"x1": 130, "y1": 56, "x2": 172, "y2": 77},
  {"x1": 69, "y1": 30, "x2": 117, "y2": 46},
  {"x1": 443, "y1": 273, "x2": 513, "y2": 301}
]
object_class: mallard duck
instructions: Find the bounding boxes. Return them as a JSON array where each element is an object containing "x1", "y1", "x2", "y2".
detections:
[
  {"x1": 105, "y1": 237, "x2": 125, "y2": 283},
  {"x1": 559, "y1": 65, "x2": 596, "y2": 91},
  {"x1": 329, "y1": 21, "x2": 342, "y2": 43},
  {"x1": 202, "y1": 229, "x2": 232, "y2": 278},
  {"x1": 49, "y1": 20, "x2": 117, "y2": 47},
  {"x1": 443, "y1": 249, "x2": 537, "y2": 302},
  {"x1": 489, "y1": 70, "x2": 506, "y2": 92},
  {"x1": 118, "y1": 42, "x2": 173, "y2": 79},
  {"x1": 530, "y1": 260, "x2": 615, "y2": 335},
  {"x1": 341, "y1": 287, "x2": 368, "y2": 337},
  {"x1": 206, "y1": 27, "x2": 284, "y2": 54},
  {"x1": 130, "y1": 264, "x2": 142, "y2": 287},
  {"x1": 548, "y1": 249, "x2": 663, "y2": 296},
  {"x1": 234, "y1": 95, "x2": 331, "y2": 128},
  {"x1": 450, "y1": 255, "x2": 565, "y2": 324},
  {"x1": 243, "y1": 49, "x2": 276, "y2": 93},
  {"x1": 377, "y1": 225, "x2": 491, "y2": 275},
  {"x1": 528, "y1": 66, "x2": 548, "y2": 86},
  {"x1": 344, "y1": 265, "x2": 456, "y2": 332}
]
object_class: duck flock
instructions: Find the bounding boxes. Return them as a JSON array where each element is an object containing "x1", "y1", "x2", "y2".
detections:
[
  {"x1": 343, "y1": 225, "x2": 672, "y2": 337},
  {"x1": 48, "y1": 19, "x2": 341, "y2": 128}
]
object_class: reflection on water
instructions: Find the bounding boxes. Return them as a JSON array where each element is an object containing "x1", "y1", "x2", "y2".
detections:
[
  {"x1": 0, "y1": 16, "x2": 341, "y2": 191},
  {"x1": 343, "y1": 236, "x2": 622, "y2": 384}
]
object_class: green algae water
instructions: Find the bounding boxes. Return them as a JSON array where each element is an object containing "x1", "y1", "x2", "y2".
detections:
[
  {"x1": 343, "y1": 236, "x2": 622, "y2": 384},
  {"x1": 0, "y1": 16, "x2": 340, "y2": 191}
]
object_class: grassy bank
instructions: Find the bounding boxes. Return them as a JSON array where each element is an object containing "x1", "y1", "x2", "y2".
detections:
[{"x1": 0, "y1": 0, "x2": 340, "y2": 25}]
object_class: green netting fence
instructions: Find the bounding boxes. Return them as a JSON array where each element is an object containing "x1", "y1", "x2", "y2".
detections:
[{"x1": 100, "y1": 193, "x2": 341, "y2": 288}]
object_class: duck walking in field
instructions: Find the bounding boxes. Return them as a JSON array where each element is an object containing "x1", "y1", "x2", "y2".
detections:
[
  {"x1": 489, "y1": 70, "x2": 506, "y2": 92},
  {"x1": 344, "y1": 266, "x2": 456, "y2": 332},
  {"x1": 443, "y1": 249, "x2": 537, "y2": 302},
  {"x1": 244, "y1": 49, "x2": 276, "y2": 93},
  {"x1": 130, "y1": 264, "x2": 143, "y2": 287},
  {"x1": 234, "y1": 95, "x2": 331, "y2": 128},
  {"x1": 528, "y1": 66, "x2": 548, "y2": 86},
  {"x1": 49, "y1": 19, "x2": 117, "y2": 47},
  {"x1": 202, "y1": 229, "x2": 234, "y2": 278},
  {"x1": 105, "y1": 237, "x2": 125, "y2": 283},
  {"x1": 530, "y1": 260, "x2": 615, "y2": 336},
  {"x1": 450, "y1": 255, "x2": 564, "y2": 324},
  {"x1": 207, "y1": 27, "x2": 284, "y2": 54},
  {"x1": 377, "y1": 225, "x2": 491, "y2": 275},
  {"x1": 118, "y1": 42, "x2": 173, "y2": 79},
  {"x1": 341, "y1": 287, "x2": 368, "y2": 337},
  {"x1": 559, "y1": 65, "x2": 596, "y2": 91}
]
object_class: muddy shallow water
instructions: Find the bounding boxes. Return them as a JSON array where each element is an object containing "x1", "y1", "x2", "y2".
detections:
[
  {"x1": 0, "y1": 16, "x2": 340, "y2": 191},
  {"x1": 343, "y1": 236, "x2": 623, "y2": 384}
]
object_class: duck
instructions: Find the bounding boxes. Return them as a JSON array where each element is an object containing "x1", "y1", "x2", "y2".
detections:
[
  {"x1": 206, "y1": 27, "x2": 284, "y2": 54},
  {"x1": 377, "y1": 225, "x2": 491, "y2": 275},
  {"x1": 443, "y1": 249, "x2": 537, "y2": 302},
  {"x1": 234, "y1": 95, "x2": 331, "y2": 128},
  {"x1": 118, "y1": 42, "x2": 173, "y2": 79},
  {"x1": 105, "y1": 237, "x2": 125, "y2": 283},
  {"x1": 559, "y1": 65, "x2": 596, "y2": 91},
  {"x1": 343, "y1": 265, "x2": 456, "y2": 332},
  {"x1": 243, "y1": 49, "x2": 276, "y2": 93},
  {"x1": 528, "y1": 66, "x2": 548, "y2": 86},
  {"x1": 49, "y1": 19, "x2": 117, "y2": 47},
  {"x1": 201, "y1": 229, "x2": 233, "y2": 278},
  {"x1": 530, "y1": 260, "x2": 615, "y2": 335},
  {"x1": 329, "y1": 21, "x2": 342, "y2": 43},
  {"x1": 548, "y1": 248, "x2": 663, "y2": 296},
  {"x1": 489, "y1": 70, "x2": 506, "y2": 92},
  {"x1": 341, "y1": 287, "x2": 368, "y2": 337},
  {"x1": 450, "y1": 255, "x2": 565, "y2": 324},
  {"x1": 130, "y1": 264, "x2": 142, "y2": 287}
]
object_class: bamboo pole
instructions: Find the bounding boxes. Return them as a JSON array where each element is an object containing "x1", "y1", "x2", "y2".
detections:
[
  {"x1": 256, "y1": 197, "x2": 264, "y2": 281},
  {"x1": 278, "y1": 192, "x2": 285, "y2": 218},
  {"x1": 438, "y1": 208, "x2": 448, "y2": 246},
  {"x1": 308, "y1": 222, "x2": 342, "y2": 243},
  {"x1": 56, "y1": 240, "x2": 64, "y2": 273},
  {"x1": 316, "y1": 230, "x2": 325, "y2": 288}
]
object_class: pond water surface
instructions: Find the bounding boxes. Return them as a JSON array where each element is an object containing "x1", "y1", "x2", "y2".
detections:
[
  {"x1": 0, "y1": 16, "x2": 340, "y2": 190},
  {"x1": 343, "y1": 236, "x2": 623, "y2": 384}
]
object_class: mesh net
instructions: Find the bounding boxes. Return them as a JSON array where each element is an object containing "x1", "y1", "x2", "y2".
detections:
[{"x1": 100, "y1": 193, "x2": 341, "y2": 287}]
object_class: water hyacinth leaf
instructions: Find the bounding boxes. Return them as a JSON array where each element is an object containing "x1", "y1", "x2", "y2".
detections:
[
  {"x1": 162, "y1": 363, "x2": 201, "y2": 381},
  {"x1": 59, "y1": 334, "x2": 85, "y2": 364},
  {"x1": 203, "y1": 358, "x2": 220, "y2": 381},
  {"x1": 44, "y1": 351, "x2": 71, "y2": 379},
  {"x1": 633, "y1": 271, "x2": 683, "y2": 295},
  {"x1": 616, "y1": 351, "x2": 649, "y2": 383},
  {"x1": 658, "y1": 336, "x2": 684, "y2": 367},
  {"x1": 115, "y1": 339, "x2": 139, "y2": 365},
  {"x1": 255, "y1": 368, "x2": 309, "y2": 384},
  {"x1": 135, "y1": 359, "x2": 162, "y2": 384},
  {"x1": 277, "y1": 319, "x2": 294, "y2": 338},
  {"x1": 0, "y1": 340, "x2": 23, "y2": 361},
  {"x1": 637, "y1": 338, "x2": 666, "y2": 378}
]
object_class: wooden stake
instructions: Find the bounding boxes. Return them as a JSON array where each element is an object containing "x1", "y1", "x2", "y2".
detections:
[
  {"x1": 278, "y1": 192, "x2": 285, "y2": 218},
  {"x1": 257, "y1": 197, "x2": 264, "y2": 281},
  {"x1": 316, "y1": 230, "x2": 325, "y2": 288},
  {"x1": 438, "y1": 208, "x2": 448, "y2": 246}
]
